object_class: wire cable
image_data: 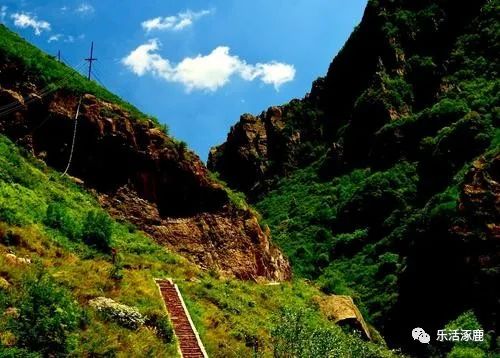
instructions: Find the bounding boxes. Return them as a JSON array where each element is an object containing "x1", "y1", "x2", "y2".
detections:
[
  {"x1": 0, "y1": 61, "x2": 87, "y2": 117},
  {"x1": 0, "y1": 60, "x2": 85, "y2": 112},
  {"x1": 91, "y1": 63, "x2": 110, "y2": 86},
  {"x1": 91, "y1": 68, "x2": 106, "y2": 89},
  {"x1": 61, "y1": 95, "x2": 83, "y2": 177}
]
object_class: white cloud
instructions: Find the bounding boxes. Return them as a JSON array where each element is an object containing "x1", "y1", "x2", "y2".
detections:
[
  {"x1": 122, "y1": 40, "x2": 295, "y2": 92},
  {"x1": 48, "y1": 34, "x2": 75, "y2": 43},
  {"x1": 142, "y1": 9, "x2": 212, "y2": 32},
  {"x1": 76, "y1": 3, "x2": 94, "y2": 15},
  {"x1": 1, "y1": 6, "x2": 7, "y2": 23},
  {"x1": 11, "y1": 13, "x2": 51, "y2": 35},
  {"x1": 48, "y1": 34, "x2": 62, "y2": 43},
  {"x1": 243, "y1": 62, "x2": 296, "y2": 89}
]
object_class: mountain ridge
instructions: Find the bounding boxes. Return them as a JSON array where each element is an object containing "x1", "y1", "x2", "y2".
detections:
[{"x1": 209, "y1": 0, "x2": 499, "y2": 354}]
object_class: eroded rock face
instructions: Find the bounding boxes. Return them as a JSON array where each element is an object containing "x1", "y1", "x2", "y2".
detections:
[
  {"x1": 44, "y1": 93, "x2": 231, "y2": 218},
  {"x1": 453, "y1": 155, "x2": 499, "y2": 327},
  {"x1": 208, "y1": 106, "x2": 307, "y2": 200},
  {"x1": 100, "y1": 187, "x2": 291, "y2": 281},
  {"x1": 0, "y1": 65, "x2": 291, "y2": 281}
]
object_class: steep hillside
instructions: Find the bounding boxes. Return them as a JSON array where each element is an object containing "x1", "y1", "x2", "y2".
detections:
[
  {"x1": 0, "y1": 134, "x2": 401, "y2": 357},
  {"x1": 0, "y1": 24, "x2": 290, "y2": 281},
  {"x1": 210, "y1": 0, "x2": 499, "y2": 354}
]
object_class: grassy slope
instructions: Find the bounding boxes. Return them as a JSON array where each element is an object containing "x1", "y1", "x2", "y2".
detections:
[{"x1": 0, "y1": 135, "x2": 400, "y2": 357}]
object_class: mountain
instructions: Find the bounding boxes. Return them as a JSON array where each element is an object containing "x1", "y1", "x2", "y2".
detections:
[
  {"x1": 0, "y1": 24, "x2": 403, "y2": 357},
  {"x1": 0, "y1": 25, "x2": 290, "y2": 282},
  {"x1": 210, "y1": 0, "x2": 499, "y2": 354},
  {"x1": 1, "y1": 0, "x2": 498, "y2": 355}
]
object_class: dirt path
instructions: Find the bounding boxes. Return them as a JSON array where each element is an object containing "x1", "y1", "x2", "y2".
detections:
[{"x1": 156, "y1": 279, "x2": 208, "y2": 358}]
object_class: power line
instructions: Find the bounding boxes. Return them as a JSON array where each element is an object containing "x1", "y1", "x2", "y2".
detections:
[
  {"x1": 91, "y1": 63, "x2": 109, "y2": 88},
  {"x1": 0, "y1": 61, "x2": 87, "y2": 118},
  {"x1": 91, "y1": 69, "x2": 106, "y2": 88}
]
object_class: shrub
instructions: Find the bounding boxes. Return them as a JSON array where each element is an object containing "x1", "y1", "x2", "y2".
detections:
[
  {"x1": 271, "y1": 307, "x2": 396, "y2": 358},
  {"x1": 108, "y1": 262, "x2": 124, "y2": 281},
  {"x1": 0, "y1": 347, "x2": 41, "y2": 358},
  {"x1": 146, "y1": 312, "x2": 174, "y2": 343},
  {"x1": 444, "y1": 310, "x2": 491, "y2": 355},
  {"x1": 44, "y1": 202, "x2": 79, "y2": 239},
  {"x1": 448, "y1": 347, "x2": 486, "y2": 358},
  {"x1": 0, "y1": 207, "x2": 20, "y2": 226},
  {"x1": 8, "y1": 273, "x2": 82, "y2": 355},
  {"x1": 82, "y1": 210, "x2": 113, "y2": 252},
  {"x1": 317, "y1": 268, "x2": 353, "y2": 296},
  {"x1": 89, "y1": 297, "x2": 145, "y2": 330}
]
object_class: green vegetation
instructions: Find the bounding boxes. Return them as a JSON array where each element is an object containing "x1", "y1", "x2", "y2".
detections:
[
  {"x1": 0, "y1": 133, "x2": 400, "y2": 356},
  {"x1": 180, "y1": 275, "x2": 400, "y2": 357},
  {"x1": 251, "y1": 0, "x2": 499, "y2": 354},
  {"x1": 444, "y1": 311, "x2": 492, "y2": 358},
  {"x1": 6, "y1": 272, "x2": 83, "y2": 355},
  {"x1": 82, "y1": 210, "x2": 113, "y2": 253},
  {"x1": 1, "y1": 0, "x2": 498, "y2": 356},
  {"x1": 271, "y1": 307, "x2": 397, "y2": 358},
  {"x1": 256, "y1": 162, "x2": 418, "y2": 322},
  {"x1": 0, "y1": 135, "x2": 180, "y2": 356}
]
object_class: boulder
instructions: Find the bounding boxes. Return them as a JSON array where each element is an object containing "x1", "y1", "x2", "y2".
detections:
[{"x1": 314, "y1": 295, "x2": 372, "y2": 340}]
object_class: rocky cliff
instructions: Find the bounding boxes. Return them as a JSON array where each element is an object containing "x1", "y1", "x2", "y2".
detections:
[
  {"x1": 0, "y1": 51, "x2": 291, "y2": 281},
  {"x1": 208, "y1": 105, "x2": 310, "y2": 200}
]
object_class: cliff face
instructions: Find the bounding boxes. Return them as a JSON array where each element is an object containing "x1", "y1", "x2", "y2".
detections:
[
  {"x1": 208, "y1": 106, "x2": 308, "y2": 199},
  {"x1": 208, "y1": 101, "x2": 325, "y2": 201},
  {"x1": 99, "y1": 186, "x2": 290, "y2": 281},
  {"x1": 0, "y1": 59, "x2": 291, "y2": 281}
]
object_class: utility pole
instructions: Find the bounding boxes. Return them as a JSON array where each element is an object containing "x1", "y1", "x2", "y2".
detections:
[
  {"x1": 57, "y1": 50, "x2": 61, "y2": 62},
  {"x1": 85, "y1": 41, "x2": 97, "y2": 80}
]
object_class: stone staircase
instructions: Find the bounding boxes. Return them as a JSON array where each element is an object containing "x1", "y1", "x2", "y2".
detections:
[{"x1": 155, "y1": 279, "x2": 208, "y2": 358}]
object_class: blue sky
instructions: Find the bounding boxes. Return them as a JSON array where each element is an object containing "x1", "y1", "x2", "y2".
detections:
[{"x1": 0, "y1": 0, "x2": 367, "y2": 160}]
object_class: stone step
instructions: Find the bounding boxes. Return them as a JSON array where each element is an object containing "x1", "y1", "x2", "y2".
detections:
[{"x1": 156, "y1": 279, "x2": 206, "y2": 358}]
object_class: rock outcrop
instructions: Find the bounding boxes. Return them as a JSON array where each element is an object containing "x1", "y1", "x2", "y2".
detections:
[
  {"x1": 100, "y1": 186, "x2": 290, "y2": 281},
  {"x1": 209, "y1": 106, "x2": 296, "y2": 199},
  {"x1": 0, "y1": 59, "x2": 291, "y2": 281},
  {"x1": 314, "y1": 295, "x2": 372, "y2": 340},
  {"x1": 208, "y1": 103, "x2": 323, "y2": 200}
]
